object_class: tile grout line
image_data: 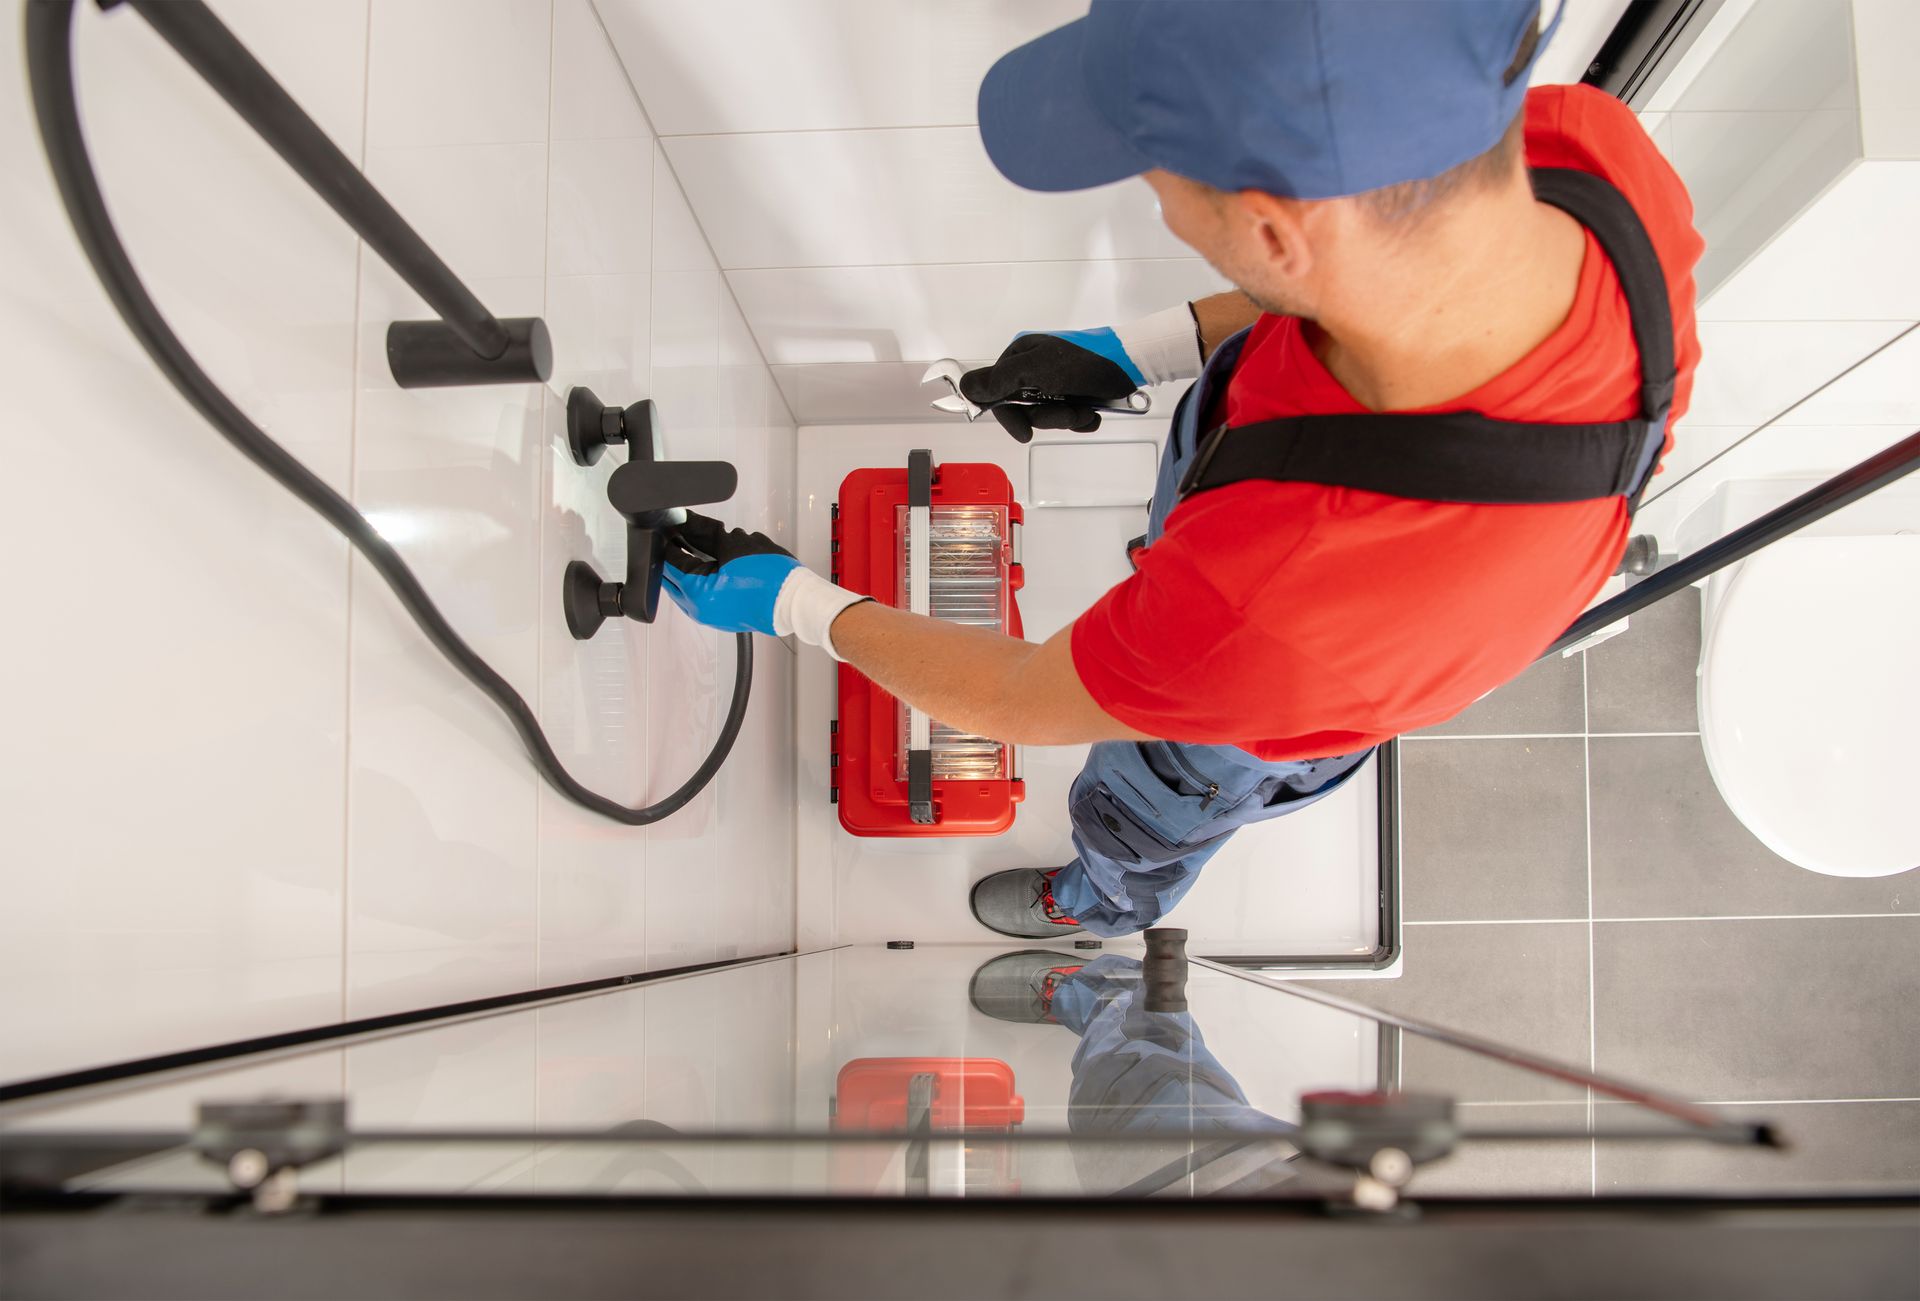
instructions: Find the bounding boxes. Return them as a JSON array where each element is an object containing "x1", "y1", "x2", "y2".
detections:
[
  {"x1": 531, "y1": 0, "x2": 559, "y2": 993},
  {"x1": 1582, "y1": 650, "x2": 1597, "y2": 1197},
  {"x1": 339, "y1": 0, "x2": 375, "y2": 1046},
  {"x1": 718, "y1": 257, "x2": 1213, "y2": 274},
  {"x1": 1407, "y1": 913, "x2": 1920, "y2": 925},
  {"x1": 1639, "y1": 321, "x2": 1918, "y2": 511},
  {"x1": 629, "y1": 0, "x2": 660, "y2": 972},
  {"x1": 1403, "y1": 731, "x2": 1700, "y2": 741}
]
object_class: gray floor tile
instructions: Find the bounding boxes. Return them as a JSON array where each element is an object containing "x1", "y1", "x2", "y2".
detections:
[
  {"x1": 1597, "y1": 1101, "x2": 1920, "y2": 1193},
  {"x1": 1592, "y1": 916, "x2": 1920, "y2": 1102},
  {"x1": 1587, "y1": 586, "x2": 1701, "y2": 733},
  {"x1": 1590, "y1": 736, "x2": 1916, "y2": 918},
  {"x1": 1419, "y1": 1103, "x2": 1593, "y2": 1195},
  {"x1": 1321, "y1": 922, "x2": 1590, "y2": 1104},
  {"x1": 1402, "y1": 739, "x2": 1588, "y2": 922},
  {"x1": 1416, "y1": 651, "x2": 1586, "y2": 737}
]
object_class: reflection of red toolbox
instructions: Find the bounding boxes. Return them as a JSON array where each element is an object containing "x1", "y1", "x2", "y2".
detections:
[
  {"x1": 831, "y1": 451, "x2": 1026, "y2": 836},
  {"x1": 832, "y1": 1057, "x2": 1026, "y2": 1130},
  {"x1": 832, "y1": 1057, "x2": 1025, "y2": 1195}
]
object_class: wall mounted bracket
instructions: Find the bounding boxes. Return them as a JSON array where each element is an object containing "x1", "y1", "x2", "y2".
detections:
[{"x1": 567, "y1": 386, "x2": 657, "y2": 467}]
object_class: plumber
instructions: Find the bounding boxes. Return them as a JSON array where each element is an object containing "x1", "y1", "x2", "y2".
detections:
[{"x1": 658, "y1": 0, "x2": 1704, "y2": 940}]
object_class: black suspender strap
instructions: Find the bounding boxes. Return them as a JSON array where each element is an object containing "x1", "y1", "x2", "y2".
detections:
[
  {"x1": 1178, "y1": 167, "x2": 1676, "y2": 509},
  {"x1": 1533, "y1": 167, "x2": 1675, "y2": 427}
]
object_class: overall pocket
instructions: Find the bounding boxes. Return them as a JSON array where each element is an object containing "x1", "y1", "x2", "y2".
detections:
[{"x1": 1074, "y1": 742, "x2": 1258, "y2": 861}]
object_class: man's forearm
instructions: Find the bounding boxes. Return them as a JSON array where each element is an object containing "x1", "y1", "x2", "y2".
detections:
[
  {"x1": 826, "y1": 600, "x2": 1148, "y2": 746},
  {"x1": 1192, "y1": 291, "x2": 1262, "y2": 359}
]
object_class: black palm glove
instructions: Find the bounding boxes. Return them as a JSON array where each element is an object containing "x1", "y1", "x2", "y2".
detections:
[
  {"x1": 958, "y1": 329, "x2": 1146, "y2": 443},
  {"x1": 658, "y1": 511, "x2": 802, "y2": 636}
]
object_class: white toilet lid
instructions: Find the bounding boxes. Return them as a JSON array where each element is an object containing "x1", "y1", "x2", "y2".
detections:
[{"x1": 1700, "y1": 535, "x2": 1920, "y2": 878}]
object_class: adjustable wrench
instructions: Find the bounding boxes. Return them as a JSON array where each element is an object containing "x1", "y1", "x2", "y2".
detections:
[{"x1": 920, "y1": 358, "x2": 1153, "y2": 422}]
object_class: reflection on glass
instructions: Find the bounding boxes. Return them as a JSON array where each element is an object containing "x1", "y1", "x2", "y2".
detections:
[{"x1": 0, "y1": 945, "x2": 1816, "y2": 1202}]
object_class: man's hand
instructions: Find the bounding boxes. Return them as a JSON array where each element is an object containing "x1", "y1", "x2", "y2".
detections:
[
  {"x1": 660, "y1": 518, "x2": 1150, "y2": 746},
  {"x1": 960, "y1": 304, "x2": 1204, "y2": 443},
  {"x1": 661, "y1": 512, "x2": 868, "y2": 647}
]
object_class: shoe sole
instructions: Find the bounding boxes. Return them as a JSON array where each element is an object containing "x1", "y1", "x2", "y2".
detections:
[{"x1": 966, "y1": 948, "x2": 1076, "y2": 1021}]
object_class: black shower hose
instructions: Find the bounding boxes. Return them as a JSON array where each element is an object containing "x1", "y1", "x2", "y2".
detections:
[{"x1": 24, "y1": 0, "x2": 752, "y2": 827}]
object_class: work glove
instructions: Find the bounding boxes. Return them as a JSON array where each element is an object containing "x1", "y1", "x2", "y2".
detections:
[
  {"x1": 959, "y1": 304, "x2": 1204, "y2": 443},
  {"x1": 661, "y1": 512, "x2": 870, "y2": 659}
]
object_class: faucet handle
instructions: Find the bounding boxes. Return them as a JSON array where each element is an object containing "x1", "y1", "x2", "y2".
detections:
[{"x1": 607, "y1": 459, "x2": 737, "y2": 520}]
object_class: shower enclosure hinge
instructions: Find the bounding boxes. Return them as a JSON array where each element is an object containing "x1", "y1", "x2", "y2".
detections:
[{"x1": 192, "y1": 1098, "x2": 347, "y2": 1214}]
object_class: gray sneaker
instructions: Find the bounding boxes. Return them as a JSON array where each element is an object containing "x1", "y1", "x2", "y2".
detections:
[
  {"x1": 969, "y1": 868, "x2": 1085, "y2": 939},
  {"x1": 968, "y1": 950, "x2": 1087, "y2": 1024}
]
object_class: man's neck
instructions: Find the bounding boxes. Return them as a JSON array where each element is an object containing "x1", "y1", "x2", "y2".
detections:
[{"x1": 1306, "y1": 181, "x2": 1587, "y2": 413}]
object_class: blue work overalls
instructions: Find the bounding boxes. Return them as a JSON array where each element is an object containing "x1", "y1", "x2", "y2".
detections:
[
  {"x1": 1050, "y1": 955, "x2": 1298, "y2": 1195},
  {"x1": 1048, "y1": 330, "x2": 1373, "y2": 937}
]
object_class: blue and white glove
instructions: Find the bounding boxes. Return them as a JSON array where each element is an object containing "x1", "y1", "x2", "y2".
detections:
[
  {"x1": 958, "y1": 303, "x2": 1204, "y2": 442},
  {"x1": 661, "y1": 512, "x2": 870, "y2": 659}
]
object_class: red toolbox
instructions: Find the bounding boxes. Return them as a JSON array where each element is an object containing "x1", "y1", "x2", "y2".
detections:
[{"x1": 831, "y1": 451, "x2": 1026, "y2": 836}]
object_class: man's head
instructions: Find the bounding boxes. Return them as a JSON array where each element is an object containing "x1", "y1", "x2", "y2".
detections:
[
  {"x1": 979, "y1": 0, "x2": 1555, "y2": 311},
  {"x1": 1144, "y1": 109, "x2": 1530, "y2": 317}
]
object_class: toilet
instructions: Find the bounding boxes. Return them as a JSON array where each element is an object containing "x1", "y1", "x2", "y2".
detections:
[{"x1": 1683, "y1": 478, "x2": 1920, "y2": 878}]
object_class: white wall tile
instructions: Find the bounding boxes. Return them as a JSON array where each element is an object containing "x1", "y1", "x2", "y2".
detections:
[
  {"x1": 1773, "y1": 325, "x2": 1920, "y2": 426},
  {"x1": 1698, "y1": 162, "x2": 1920, "y2": 322},
  {"x1": 664, "y1": 129, "x2": 1189, "y2": 270},
  {"x1": 548, "y1": 136, "x2": 655, "y2": 276},
  {"x1": 1665, "y1": 108, "x2": 1860, "y2": 298},
  {"x1": 542, "y1": 273, "x2": 652, "y2": 386},
  {"x1": 0, "y1": 1, "x2": 363, "y2": 1082},
  {"x1": 1854, "y1": 0, "x2": 1920, "y2": 158},
  {"x1": 367, "y1": 0, "x2": 552, "y2": 148},
  {"x1": 347, "y1": 272, "x2": 546, "y2": 1018},
  {"x1": 1686, "y1": 320, "x2": 1907, "y2": 428},
  {"x1": 594, "y1": 0, "x2": 1083, "y2": 135},
  {"x1": 1667, "y1": 0, "x2": 1855, "y2": 113},
  {"x1": 552, "y1": 0, "x2": 653, "y2": 141},
  {"x1": 365, "y1": 142, "x2": 551, "y2": 282},
  {"x1": 650, "y1": 141, "x2": 715, "y2": 274},
  {"x1": 729, "y1": 259, "x2": 1231, "y2": 367}
]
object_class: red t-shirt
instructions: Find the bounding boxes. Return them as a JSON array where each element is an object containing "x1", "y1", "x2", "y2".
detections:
[{"x1": 1071, "y1": 85, "x2": 1703, "y2": 760}]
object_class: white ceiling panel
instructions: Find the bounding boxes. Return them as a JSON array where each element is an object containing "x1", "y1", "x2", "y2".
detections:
[
  {"x1": 592, "y1": 0, "x2": 1083, "y2": 135},
  {"x1": 728, "y1": 259, "x2": 1230, "y2": 365},
  {"x1": 663, "y1": 128, "x2": 1190, "y2": 270},
  {"x1": 600, "y1": 0, "x2": 1636, "y2": 422}
]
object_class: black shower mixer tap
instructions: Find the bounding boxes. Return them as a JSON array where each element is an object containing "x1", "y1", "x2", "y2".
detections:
[{"x1": 561, "y1": 386, "x2": 737, "y2": 639}]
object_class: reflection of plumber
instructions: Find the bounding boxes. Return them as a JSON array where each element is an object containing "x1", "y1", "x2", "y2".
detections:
[
  {"x1": 656, "y1": 2, "x2": 1702, "y2": 939},
  {"x1": 972, "y1": 951, "x2": 1298, "y2": 1195}
]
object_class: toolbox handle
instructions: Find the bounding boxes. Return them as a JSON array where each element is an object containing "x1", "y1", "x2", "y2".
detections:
[{"x1": 906, "y1": 450, "x2": 935, "y2": 824}]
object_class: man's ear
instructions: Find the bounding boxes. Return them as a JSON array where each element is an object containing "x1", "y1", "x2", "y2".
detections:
[{"x1": 1234, "y1": 190, "x2": 1314, "y2": 280}]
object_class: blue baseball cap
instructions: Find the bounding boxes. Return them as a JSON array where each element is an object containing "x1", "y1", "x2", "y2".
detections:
[{"x1": 979, "y1": 0, "x2": 1561, "y2": 198}]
